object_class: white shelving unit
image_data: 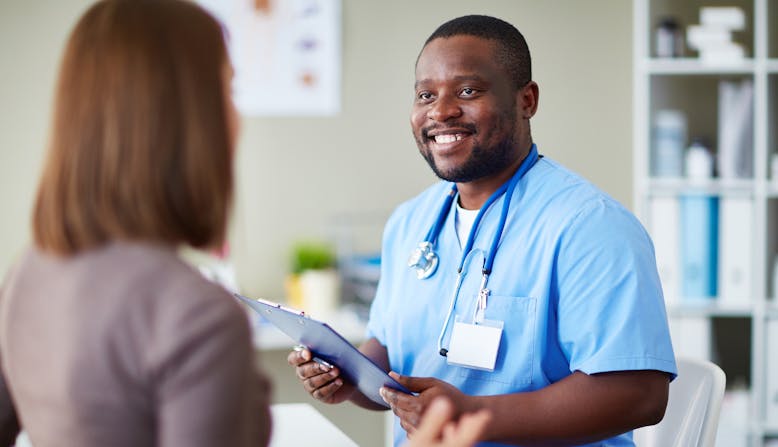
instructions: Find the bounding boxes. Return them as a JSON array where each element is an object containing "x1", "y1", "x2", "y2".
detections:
[{"x1": 633, "y1": 1, "x2": 777, "y2": 446}]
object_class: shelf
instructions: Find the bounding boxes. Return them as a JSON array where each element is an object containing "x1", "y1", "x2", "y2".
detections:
[
  {"x1": 642, "y1": 58, "x2": 756, "y2": 75},
  {"x1": 644, "y1": 178, "x2": 755, "y2": 196},
  {"x1": 637, "y1": 1, "x2": 773, "y2": 445},
  {"x1": 666, "y1": 301, "x2": 755, "y2": 318}
]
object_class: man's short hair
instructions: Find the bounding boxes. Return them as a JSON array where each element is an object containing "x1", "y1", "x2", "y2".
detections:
[{"x1": 423, "y1": 15, "x2": 531, "y2": 89}]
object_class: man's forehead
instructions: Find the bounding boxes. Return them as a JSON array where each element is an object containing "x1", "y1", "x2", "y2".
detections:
[
  {"x1": 418, "y1": 35, "x2": 497, "y2": 60},
  {"x1": 415, "y1": 36, "x2": 500, "y2": 80},
  {"x1": 414, "y1": 74, "x2": 488, "y2": 89}
]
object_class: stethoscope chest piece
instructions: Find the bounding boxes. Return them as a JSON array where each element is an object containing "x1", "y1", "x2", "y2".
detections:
[{"x1": 408, "y1": 241, "x2": 439, "y2": 279}]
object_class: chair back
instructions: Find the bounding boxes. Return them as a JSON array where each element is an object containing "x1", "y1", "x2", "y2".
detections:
[{"x1": 633, "y1": 357, "x2": 726, "y2": 447}]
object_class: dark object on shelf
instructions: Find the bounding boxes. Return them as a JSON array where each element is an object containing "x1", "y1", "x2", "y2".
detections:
[{"x1": 656, "y1": 16, "x2": 684, "y2": 58}]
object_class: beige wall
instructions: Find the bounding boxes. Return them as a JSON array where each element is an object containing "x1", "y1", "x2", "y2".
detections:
[
  {"x1": 0, "y1": 0, "x2": 633, "y2": 299},
  {"x1": 0, "y1": 1, "x2": 632, "y2": 445}
]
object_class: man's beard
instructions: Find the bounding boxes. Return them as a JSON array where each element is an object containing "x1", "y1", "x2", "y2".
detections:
[
  {"x1": 421, "y1": 135, "x2": 518, "y2": 183},
  {"x1": 417, "y1": 104, "x2": 519, "y2": 183}
]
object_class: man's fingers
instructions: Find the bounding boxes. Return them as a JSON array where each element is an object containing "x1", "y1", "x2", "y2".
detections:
[
  {"x1": 382, "y1": 387, "x2": 425, "y2": 432},
  {"x1": 380, "y1": 385, "x2": 416, "y2": 408},
  {"x1": 287, "y1": 348, "x2": 311, "y2": 366},
  {"x1": 312, "y1": 377, "x2": 344, "y2": 400},
  {"x1": 303, "y1": 368, "x2": 339, "y2": 393},
  {"x1": 296, "y1": 361, "x2": 330, "y2": 379},
  {"x1": 389, "y1": 371, "x2": 435, "y2": 392}
]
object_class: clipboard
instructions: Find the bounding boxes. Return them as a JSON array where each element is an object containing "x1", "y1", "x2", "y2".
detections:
[{"x1": 234, "y1": 294, "x2": 411, "y2": 408}]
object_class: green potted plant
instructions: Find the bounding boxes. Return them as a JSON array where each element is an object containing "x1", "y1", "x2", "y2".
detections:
[{"x1": 285, "y1": 240, "x2": 340, "y2": 317}]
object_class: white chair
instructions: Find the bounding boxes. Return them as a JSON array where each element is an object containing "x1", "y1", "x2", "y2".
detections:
[{"x1": 633, "y1": 357, "x2": 726, "y2": 447}]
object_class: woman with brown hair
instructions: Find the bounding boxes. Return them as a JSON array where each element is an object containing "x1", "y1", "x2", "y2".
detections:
[{"x1": 0, "y1": 1, "x2": 271, "y2": 446}]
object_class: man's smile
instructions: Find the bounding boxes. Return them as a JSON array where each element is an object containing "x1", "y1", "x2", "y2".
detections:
[
  {"x1": 432, "y1": 133, "x2": 467, "y2": 143},
  {"x1": 423, "y1": 126, "x2": 476, "y2": 152}
]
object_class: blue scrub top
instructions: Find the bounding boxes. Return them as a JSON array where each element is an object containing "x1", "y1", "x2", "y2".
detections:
[{"x1": 367, "y1": 152, "x2": 677, "y2": 447}]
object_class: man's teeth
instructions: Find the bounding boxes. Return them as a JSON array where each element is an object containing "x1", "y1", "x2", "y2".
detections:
[{"x1": 433, "y1": 134, "x2": 465, "y2": 144}]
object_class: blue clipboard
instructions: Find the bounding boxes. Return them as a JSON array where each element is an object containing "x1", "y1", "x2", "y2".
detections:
[{"x1": 234, "y1": 294, "x2": 411, "y2": 408}]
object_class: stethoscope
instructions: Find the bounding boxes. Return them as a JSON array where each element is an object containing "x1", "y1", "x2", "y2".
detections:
[{"x1": 407, "y1": 145, "x2": 540, "y2": 357}]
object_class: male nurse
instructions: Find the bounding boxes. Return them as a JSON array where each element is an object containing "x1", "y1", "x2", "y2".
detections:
[{"x1": 289, "y1": 15, "x2": 676, "y2": 447}]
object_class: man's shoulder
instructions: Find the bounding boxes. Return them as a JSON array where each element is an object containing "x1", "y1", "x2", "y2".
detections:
[
  {"x1": 525, "y1": 157, "x2": 645, "y2": 240},
  {"x1": 531, "y1": 157, "x2": 628, "y2": 214}
]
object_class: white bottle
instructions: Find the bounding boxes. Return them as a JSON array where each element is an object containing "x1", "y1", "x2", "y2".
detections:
[
  {"x1": 685, "y1": 139, "x2": 714, "y2": 181},
  {"x1": 653, "y1": 110, "x2": 687, "y2": 178}
]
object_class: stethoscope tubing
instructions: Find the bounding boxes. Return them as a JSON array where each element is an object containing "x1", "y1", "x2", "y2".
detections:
[{"x1": 432, "y1": 145, "x2": 540, "y2": 356}]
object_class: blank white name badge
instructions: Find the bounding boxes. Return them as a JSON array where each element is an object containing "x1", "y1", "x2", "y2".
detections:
[{"x1": 446, "y1": 318, "x2": 504, "y2": 371}]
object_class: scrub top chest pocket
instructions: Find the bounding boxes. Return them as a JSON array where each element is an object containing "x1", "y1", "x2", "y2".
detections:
[{"x1": 456, "y1": 293, "x2": 537, "y2": 387}]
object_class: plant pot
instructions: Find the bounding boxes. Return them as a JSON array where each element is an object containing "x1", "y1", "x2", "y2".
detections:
[
  {"x1": 284, "y1": 274, "x2": 304, "y2": 309},
  {"x1": 298, "y1": 269, "x2": 340, "y2": 318}
]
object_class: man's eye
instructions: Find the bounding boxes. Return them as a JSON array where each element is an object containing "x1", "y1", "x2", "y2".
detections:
[
  {"x1": 461, "y1": 87, "x2": 475, "y2": 96},
  {"x1": 417, "y1": 92, "x2": 433, "y2": 101}
]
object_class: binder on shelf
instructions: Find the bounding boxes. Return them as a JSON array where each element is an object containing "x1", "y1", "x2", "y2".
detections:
[
  {"x1": 718, "y1": 197, "x2": 753, "y2": 305},
  {"x1": 680, "y1": 194, "x2": 719, "y2": 300},
  {"x1": 718, "y1": 80, "x2": 754, "y2": 179},
  {"x1": 767, "y1": 319, "x2": 778, "y2": 426},
  {"x1": 648, "y1": 197, "x2": 680, "y2": 305},
  {"x1": 668, "y1": 316, "x2": 711, "y2": 361}
]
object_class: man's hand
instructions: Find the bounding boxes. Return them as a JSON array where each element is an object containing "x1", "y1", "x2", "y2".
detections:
[
  {"x1": 405, "y1": 397, "x2": 491, "y2": 447},
  {"x1": 286, "y1": 347, "x2": 355, "y2": 404},
  {"x1": 380, "y1": 372, "x2": 474, "y2": 437}
]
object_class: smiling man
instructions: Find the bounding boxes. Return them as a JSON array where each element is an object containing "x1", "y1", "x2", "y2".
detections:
[{"x1": 289, "y1": 15, "x2": 677, "y2": 446}]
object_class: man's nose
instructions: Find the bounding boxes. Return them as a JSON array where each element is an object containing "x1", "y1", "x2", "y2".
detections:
[{"x1": 427, "y1": 96, "x2": 462, "y2": 122}]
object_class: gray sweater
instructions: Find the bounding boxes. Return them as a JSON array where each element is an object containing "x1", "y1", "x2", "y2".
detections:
[{"x1": 0, "y1": 242, "x2": 271, "y2": 446}]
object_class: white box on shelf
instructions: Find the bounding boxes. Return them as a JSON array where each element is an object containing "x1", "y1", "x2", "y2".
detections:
[
  {"x1": 700, "y1": 42, "x2": 745, "y2": 65},
  {"x1": 700, "y1": 6, "x2": 746, "y2": 31},
  {"x1": 687, "y1": 25, "x2": 731, "y2": 50},
  {"x1": 648, "y1": 197, "x2": 680, "y2": 305},
  {"x1": 767, "y1": 319, "x2": 778, "y2": 426},
  {"x1": 718, "y1": 197, "x2": 753, "y2": 305},
  {"x1": 668, "y1": 316, "x2": 711, "y2": 361}
]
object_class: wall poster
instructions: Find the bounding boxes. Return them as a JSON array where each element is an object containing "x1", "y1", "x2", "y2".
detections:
[{"x1": 197, "y1": 0, "x2": 342, "y2": 116}]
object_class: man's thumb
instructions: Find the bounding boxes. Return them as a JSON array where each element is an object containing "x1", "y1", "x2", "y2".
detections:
[{"x1": 389, "y1": 371, "x2": 435, "y2": 392}]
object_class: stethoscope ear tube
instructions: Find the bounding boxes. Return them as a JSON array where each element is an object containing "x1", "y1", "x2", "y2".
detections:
[
  {"x1": 422, "y1": 145, "x2": 541, "y2": 357},
  {"x1": 437, "y1": 273, "x2": 464, "y2": 356}
]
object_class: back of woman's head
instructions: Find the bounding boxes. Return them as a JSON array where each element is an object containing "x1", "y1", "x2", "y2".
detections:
[{"x1": 33, "y1": 0, "x2": 233, "y2": 255}]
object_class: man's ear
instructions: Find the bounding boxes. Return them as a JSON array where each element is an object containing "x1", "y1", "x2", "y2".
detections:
[{"x1": 517, "y1": 81, "x2": 539, "y2": 119}]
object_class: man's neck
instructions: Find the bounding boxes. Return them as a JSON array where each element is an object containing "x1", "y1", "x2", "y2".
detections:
[{"x1": 456, "y1": 146, "x2": 532, "y2": 210}]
